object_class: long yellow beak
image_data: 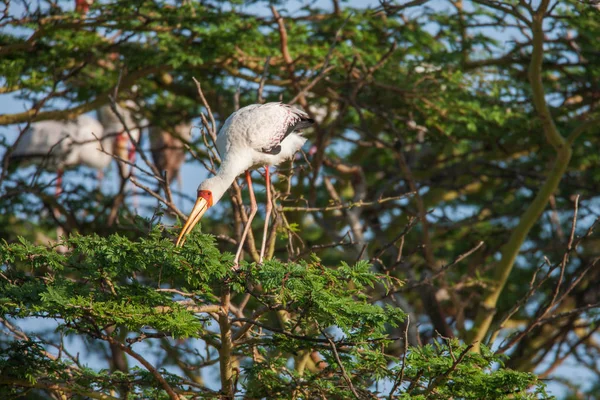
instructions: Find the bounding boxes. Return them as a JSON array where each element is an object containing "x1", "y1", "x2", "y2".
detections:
[{"x1": 176, "y1": 196, "x2": 210, "y2": 247}]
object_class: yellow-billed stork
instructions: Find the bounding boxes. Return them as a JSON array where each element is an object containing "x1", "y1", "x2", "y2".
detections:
[
  {"x1": 96, "y1": 101, "x2": 144, "y2": 180},
  {"x1": 10, "y1": 103, "x2": 141, "y2": 194},
  {"x1": 176, "y1": 102, "x2": 314, "y2": 265}
]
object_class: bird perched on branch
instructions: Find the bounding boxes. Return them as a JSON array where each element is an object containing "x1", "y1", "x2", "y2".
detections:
[
  {"x1": 9, "y1": 102, "x2": 141, "y2": 195},
  {"x1": 176, "y1": 102, "x2": 314, "y2": 266},
  {"x1": 96, "y1": 101, "x2": 144, "y2": 180}
]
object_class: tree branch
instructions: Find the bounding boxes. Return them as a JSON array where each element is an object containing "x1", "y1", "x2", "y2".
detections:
[
  {"x1": 104, "y1": 336, "x2": 181, "y2": 400},
  {"x1": 0, "y1": 66, "x2": 164, "y2": 126},
  {"x1": 0, "y1": 378, "x2": 119, "y2": 400},
  {"x1": 527, "y1": 0, "x2": 565, "y2": 151},
  {"x1": 281, "y1": 193, "x2": 414, "y2": 212},
  {"x1": 467, "y1": 0, "x2": 574, "y2": 352},
  {"x1": 218, "y1": 288, "x2": 235, "y2": 398},
  {"x1": 320, "y1": 326, "x2": 360, "y2": 399},
  {"x1": 567, "y1": 117, "x2": 600, "y2": 146}
]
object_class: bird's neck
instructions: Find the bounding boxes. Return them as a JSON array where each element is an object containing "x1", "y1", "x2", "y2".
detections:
[
  {"x1": 203, "y1": 151, "x2": 253, "y2": 206},
  {"x1": 97, "y1": 104, "x2": 136, "y2": 136}
]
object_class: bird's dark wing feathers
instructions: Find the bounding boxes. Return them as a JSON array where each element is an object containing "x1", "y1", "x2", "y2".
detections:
[
  {"x1": 262, "y1": 145, "x2": 282, "y2": 155},
  {"x1": 260, "y1": 104, "x2": 314, "y2": 155}
]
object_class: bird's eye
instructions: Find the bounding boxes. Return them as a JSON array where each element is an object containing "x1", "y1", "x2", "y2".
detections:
[{"x1": 198, "y1": 190, "x2": 213, "y2": 207}]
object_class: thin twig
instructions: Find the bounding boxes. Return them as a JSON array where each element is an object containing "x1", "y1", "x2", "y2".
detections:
[
  {"x1": 281, "y1": 192, "x2": 414, "y2": 212},
  {"x1": 399, "y1": 241, "x2": 485, "y2": 291},
  {"x1": 129, "y1": 177, "x2": 186, "y2": 220},
  {"x1": 423, "y1": 343, "x2": 474, "y2": 396},
  {"x1": 388, "y1": 315, "x2": 410, "y2": 398},
  {"x1": 288, "y1": 13, "x2": 351, "y2": 105},
  {"x1": 319, "y1": 326, "x2": 361, "y2": 399},
  {"x1": 192, "y1": 77, "x2": 217, "y2": 143},
  {"x1": 257, "y1": 56, "x2": 271, "y2": 104},
  {"x1": 104, "y1": 335, "x2": 181, "y2": 400}
]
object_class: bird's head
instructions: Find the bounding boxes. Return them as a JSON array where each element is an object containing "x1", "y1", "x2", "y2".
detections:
[
  {"x1": 176, "y1": 153, "x2": 249, "y2": 247},
  {"x1": 75, "y1": 0, "x2": 93, "y2": 13},
  {"x1": 176, "y1": 177, "x2": 229, "y2": 247}
]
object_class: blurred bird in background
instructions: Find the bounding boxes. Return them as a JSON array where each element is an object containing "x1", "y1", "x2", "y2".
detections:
[
  {"x1": 149, "y1": 121, "x2": 192, "y2": 196},
  {"x1": 9, "y1": 102, "x2": 142, "y2": 195}
]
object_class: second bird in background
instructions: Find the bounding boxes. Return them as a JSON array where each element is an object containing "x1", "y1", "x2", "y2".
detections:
[
  {"x1": 10, "y1": 101, "x2": 143, "y2": 194},
  {"x1": 149, "y1": 121, "x2": 193, "y2": 193}
]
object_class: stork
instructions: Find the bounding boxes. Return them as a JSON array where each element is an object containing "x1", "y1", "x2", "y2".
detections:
[
  {"x1": 75, "y1": 0, "x2": 93, "y2": 14},
  {"x1": 149, "y1": 121, "x2": 192, "y2": 192},
  {"x1": 176, "y1": 102, "x2": 314, "y2": 266},
  {"x1": 10, "y1": 102, "x2": 141, "y2": 195},
  {"x1": 96, "y1": 101, "x2": 144, "y2": 181}
]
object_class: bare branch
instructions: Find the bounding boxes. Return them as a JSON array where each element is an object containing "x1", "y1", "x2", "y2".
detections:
[
  {"x1": 281, "y1": 192, "x2": 414, "y2": 212},
  {"x1": 257, "y1": 56, "x2": 272, "y2": 104},
  {"x1": 319, "y1": 326, "x2": 361, "y2": 399}
]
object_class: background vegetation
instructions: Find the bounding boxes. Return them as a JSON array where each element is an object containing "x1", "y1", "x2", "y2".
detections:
[{"x1": 1, "y1": 0, "x2": 599, "y2": 398}]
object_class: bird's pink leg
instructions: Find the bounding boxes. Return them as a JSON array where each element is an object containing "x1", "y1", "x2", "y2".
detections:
[
  {"x1": 55, "y1": 169, "x2": 64, "y2": 197},
  {"x1": 234, "y1": 170, "x2": 258, "y2": 267},
  {"x1": 129, "y1": 142, "x2": 139, "y2": 209},
  {"x1": 96, "y1": 169, "x2": 104, "y2": 190},
  {"x1": 54, "y1": 169, "x2": 64, "y2": 241},
  {"x1": 259, "y1": 165, "x2": 272, "y2": 263}
]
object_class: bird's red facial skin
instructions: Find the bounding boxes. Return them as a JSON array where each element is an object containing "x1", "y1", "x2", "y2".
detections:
[
  {"x1": 198, "y1": 190, "x2": 213, "y2": 207},
  {"x1": 75, "y1": 0, "x2": 91, "y2": 13},
  {"x1": 116, "y1": 132, "x2": 128, "y2": 148}
]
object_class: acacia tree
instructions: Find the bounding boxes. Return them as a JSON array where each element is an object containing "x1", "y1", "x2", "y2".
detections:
[{"x1": 1, "y1": 0, "x2": 599, "y2": 398}]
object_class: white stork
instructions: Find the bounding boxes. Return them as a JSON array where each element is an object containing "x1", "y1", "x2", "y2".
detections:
[
  {"x1": 176, "y1": 102, "x2": 314, "y2": 265},
  {"x1": 10, "y1": 102, "x2": 141, "y2": 194},
  {"x1": 96, "y1": 101, "x2": 144, "y2": 180}
]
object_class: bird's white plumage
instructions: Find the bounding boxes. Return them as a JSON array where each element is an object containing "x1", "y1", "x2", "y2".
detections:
[
  {"x1": 97, "y1": 101, "x2": 144, "y2": 139},
  {"x1": 96, "y1": 102, "x2": 144, "y2": 177},
  {"x1": 216, "y1": 102, "x2": 309, "y2": 166},
  {"x1": 12, "y1": 103, "x2": 142, "y2": 173},
  {"x1": 177, "y1": 102, "x2": 313, "y2": 253},
  {"x1": 201, "y1": 102, "x2": 312, "y2": 205},
  {"x1": 12, "y1": 115, "x2": 109, "y2": 170}
]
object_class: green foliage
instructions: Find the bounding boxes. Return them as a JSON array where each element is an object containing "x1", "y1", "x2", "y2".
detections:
[
  {"x1": 2, "y1": 0, "x2": 599, "y2": 397},
  {"x1": 239, "y1": 257, "x2": 403, "y2": 339},
  {"x1": 396, "y1": 341, "x2": 549, "y2": 399},
  {"x1": 0, "y1": 231, "x2": 545, "y2": 398}
]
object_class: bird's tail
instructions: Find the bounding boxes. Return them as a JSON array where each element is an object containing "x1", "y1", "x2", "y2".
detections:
[{"x1": 295, "y1": 117, "x2": 315, "y2": 131}]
